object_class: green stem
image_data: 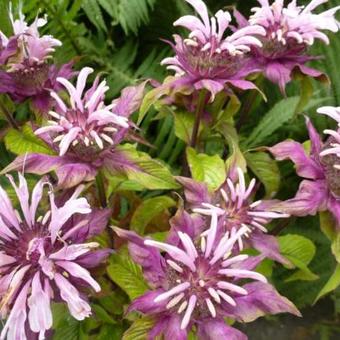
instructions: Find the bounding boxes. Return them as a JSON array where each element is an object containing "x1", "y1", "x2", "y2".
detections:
[
  {"x1": 190, "y1": 90, "x2": 207, "y2": 148},
  {"x1": 95, "y1": 172, "x2": 107, "y2": 208},
  {"x1": 0, "y1": 101, "x2": 19, "y2": 130}
]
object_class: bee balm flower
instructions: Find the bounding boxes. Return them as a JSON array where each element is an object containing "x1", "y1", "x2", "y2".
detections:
[
  {"x1": 160, "y1": 0, "x2": 266, "y2": 101},
  {"x1": 0, "y1": 6, "x2": 73, "y2": 113},
  {"x1": 114, "y1": 212, "x2": 300, "y2": 339},
  {"x1": 245, "y1": 0, "x2": 340, "y2": 92},
  {"x1": 3, "y1": 67, "x2": 147, "y2": 189},
  {"x1": 176, "y1": 168, "x2": 290, "y2": 264},
  {"x1": 0, "y1": 173, "x2": 110, "y2": 340},
  {"x1": 269, "y1": 115, "x2": 340, "y2": 228}
]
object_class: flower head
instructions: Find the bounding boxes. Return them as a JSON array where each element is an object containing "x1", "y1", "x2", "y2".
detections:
[
  {"x1": 269, "y1": 115, "x2": 340, "y2": 228},
  {"x1": 177, "y1": 168, "x2": 289, "y2": 263},
  {"x1": 6, "y1": 4, "x2": 62, "y2": 71},
  {"x1": 3, "y1": 69, "x2": 147, "y2": 189},
  {"x1": 0, "y1": 173, "x2": 111, "y2": 339},
  {"x1": 0, "y1": 6, "x2": 72, "y2": 113},
  {"x1": 35, "y1": 67, "x2": 129, "y2": 156},
  {"x1": 243, "y1": 0, "x2": 340, "y2": 92},
  {"x1": 160, "y1": 0, "x2": 266, "y2": 100},
  {"x1": 114, "y1": 211, "x2": 300, "y2": 339}
]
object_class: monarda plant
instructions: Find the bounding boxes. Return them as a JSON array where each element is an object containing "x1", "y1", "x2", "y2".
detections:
[{"x1": 0, "y1": 0, "x2": 340, "y2": 339}]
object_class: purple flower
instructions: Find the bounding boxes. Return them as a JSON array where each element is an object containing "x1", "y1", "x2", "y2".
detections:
[
  {"x1": 3, "y1": 67, "x2": 147, "y2": 188},
  {"x1": 176, "y1": 168, "x2": 290, "y2": 264},
  {"x1": 0, "y1": 6, "x2": 73, "y2": 113},
  {"x1": 0, "y1": 173, "x2": 111, "y2": 339},
  {"x1": 241, "y1": 0, "x2": 340, "y2": 92},
  {"x1": 269, "y1": 115, "x2": 340, "y2": 228},
  {"x1": 114, "y1": 211, "x2": 300, "y2": 339},
  {"x1": 160, "y1": 0, "x2": 266, "y2": 101}
]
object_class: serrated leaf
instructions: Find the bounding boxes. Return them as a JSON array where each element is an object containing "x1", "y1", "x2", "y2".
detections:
[
  {"x1": 82, "y1": 0, "x2": 107, "y2": 32},
  {"x1": 123, "y1": 317, "x2": 155, "y2": 340},
  {"x1": 278, "y1": 234, "x2": 318, "y2": 282},
  {"x1": 130, "y1": 196, "x2": 176, "y2": 234},
  {"x1": 4, "y1": 124, "x2": 55, "y2": 156},
  {"x1": 174, "y1": 110, "x2": 195, "y2": 144},
  {"x1": 186, "y1": 147, "x2": 226, "y2": 191},
  {"x1": 107, "y1": 250, "x2": 149, "y2": 300},
  {"x1": 117, "y1": 144, "x2": 179, "y2": 190},
  {"x1": 117, "y1": 0, "x2": 156, "y2": 35},
  {"x1": 245, "y1": 151, "x2": 280, "y2": 198},
  {"x1": 244, "y1": 97, "x2": 300, "y2": 148},
  {"x1": 315, "y1": 264, "x2": 340, "y2": 303}
]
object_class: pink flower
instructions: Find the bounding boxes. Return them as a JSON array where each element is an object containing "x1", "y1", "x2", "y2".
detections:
[
  {"x1": 4, "y1": 68, "x2": 147, "y2": 189},
  {"x1": 160, "y1": 0, "x2": 266, "y2": 100},
  {"x1": 243, "y1": 0, "x2": 340, "y2": 92},
  {"x1": 35, "y1": 67, "x2": 129, "y2": 156},
  {"x1": 0, "y1": 6, "x2": 73, "y2": 113},
  {"x1": 0, "y1": 173, "x2": 110, "y2": 339},
  {"x1": 269, "y1": 116, "x2": 340, "y2": 228},
  {"x1": 176, "y1": 168, "x2": 290, "y2": 264},
  {"x1": 114, "y1": 210, "x2": 300, "y2": 339}
]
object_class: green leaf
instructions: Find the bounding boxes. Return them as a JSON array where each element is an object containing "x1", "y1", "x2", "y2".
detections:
[
  {"x1": 106, "y1": 172, "x2": 145, "y2": 196},
  {"x1": 244, "y1": 97, "x2": 300, "y2": 148},
  {"x1": 122, "y1": 317, "x2": 155, "y2": 340},
  {"x1": 331, "y1": 233, "x2": 340, "y2": 264},
  {"x1": 278, "y1": 234, "x2": 318, "y2": 282},
  {"x1": 117, "y1": 144, "x2": 180, "y2": 190},
  {"x1": 319, "y1": 211, "x2": 337, "y2": 241},
  {"x1": 92, "y1": 304, "x2": 116, "y2": 325},
  {"x1": 186, "y1": 147, "x2": 226, "y2": 191},
  {"x1": 174, "y1": 110, "x2": 195, "y2": 144},
  {"x1": 245, "y1": 151, "x2": 280, "y2": 198},
  {"x1": 82, "y1": 0, "x2": 107, "y2": 32},
  {"x1": 116, "y1": 0, "x2": 156, "y2": 35},
  {"x1": 315, "y1": 264, "x2": 340, "y2": 303},
  {"x1": 52, "y1": 304, "x2": 86, "y2": 340},
  {"x1": 4, "y1": 124, "x2": 55, "y2": 156},
  {"x1": 244, "y1": 96, "x2": 332, "y2": 148},
  {"x1": 295, "y1": 75, "x2": 314, "y2": 114},
  {"x1": 130, "y1": 196, "x2": 176, "y2": 234},
  {"x1": 107, "y1": 250, "x2": 149, "y2": 300},
  {"x1": 217, "y1": 123, "x2": 246, "y2": 172}
]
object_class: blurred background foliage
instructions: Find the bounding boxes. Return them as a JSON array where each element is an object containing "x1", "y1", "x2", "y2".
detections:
[{"x1": 1, "y1": 0, "x2": 340, "y2": 338}]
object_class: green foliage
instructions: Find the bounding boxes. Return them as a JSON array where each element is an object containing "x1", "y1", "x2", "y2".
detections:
[
  {"x1": 315, "y1": 265, "x2": 340, "y2": 303},
  {"x1": 117, "y1": 144, "x2": 180, "y2": 190},
  {"x1": 130, "y1": 195, "x2": 176, "y2": 234},
  {"x1": 4, "y1": 124, "x2": 56, "y2": 155},
  {"x1": 245, "y1": 151, "x2": 280, "y2": 198},
  {"x1": 122, "y1": 317, "x2": 155, "y2": 340},
  {"x1": 107, "y1": 249, "x2": 149, "y2": 301},
  {"x1": 278, "y1": 234, "x2": 318, "y2": 282},
  {"x1": 186, "y1": 147, "x2": 226, "y2": 191}
]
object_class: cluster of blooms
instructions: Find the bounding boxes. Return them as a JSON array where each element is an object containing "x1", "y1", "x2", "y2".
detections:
[
  {"x1": 0, "y1": 0, "x2": 340, "y2": 339},
  {"x1": 161, "y1": 0, "x2": 340, "y2": 98},
  {"x1": 0, "y1": 5, "x2": 73, "y2": 113}
]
